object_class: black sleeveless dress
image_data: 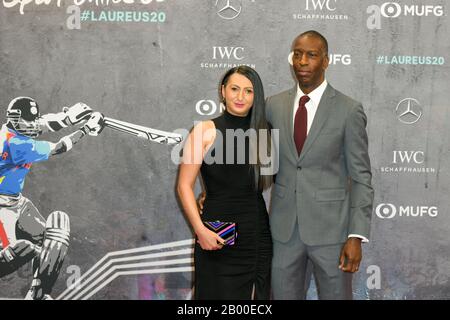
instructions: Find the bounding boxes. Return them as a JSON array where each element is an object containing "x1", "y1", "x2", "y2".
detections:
[{"x1": 194, "y1": 110, "x2": 272, "y2": 300}]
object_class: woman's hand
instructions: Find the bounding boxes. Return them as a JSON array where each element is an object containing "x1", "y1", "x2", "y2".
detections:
[{"x1": 196, "y1": 226, "x2": 225, "y2": 250}]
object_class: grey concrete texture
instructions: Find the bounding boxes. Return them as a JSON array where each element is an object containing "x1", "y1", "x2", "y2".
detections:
[{"x1": 0, "y1": 0, "x2": 449, "y2": 299}]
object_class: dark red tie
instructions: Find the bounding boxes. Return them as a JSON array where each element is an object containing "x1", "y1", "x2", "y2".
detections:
[{"x1": 294, "y1": 95, "x2": 310, "y2": 155}]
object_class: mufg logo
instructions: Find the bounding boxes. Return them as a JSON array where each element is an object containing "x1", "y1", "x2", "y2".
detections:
[
  {"x1": 367, "y1": 2, "x2": 444, "y2": 29},
  {"x1": 196, "y1": 100, "x2": 225, "y2": 116},
  {"x1": 375, "y1": 203, "x2": 438, "y2": 219}
]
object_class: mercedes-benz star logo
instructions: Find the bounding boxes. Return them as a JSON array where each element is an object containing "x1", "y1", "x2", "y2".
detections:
[
  {"x1": 216, "y1": 0, "x2": 242, "y2": 20},
  {"x1": 395, "y1": 98, "x2": 422, "y2": 124}
]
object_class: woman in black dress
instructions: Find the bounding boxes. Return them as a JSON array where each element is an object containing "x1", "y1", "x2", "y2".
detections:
[{"x1": 177, "y1": 66, "x2": 273, "y2": 299}]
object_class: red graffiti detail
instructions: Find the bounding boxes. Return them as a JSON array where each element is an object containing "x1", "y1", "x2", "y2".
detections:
[{"x1": 0, "y1": 221, "x2": 9, "y2": 248}]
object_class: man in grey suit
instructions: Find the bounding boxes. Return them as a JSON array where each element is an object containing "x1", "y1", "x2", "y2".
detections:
[{"x1": 266, "y1": 30, "x2": 374, "y2": 300}]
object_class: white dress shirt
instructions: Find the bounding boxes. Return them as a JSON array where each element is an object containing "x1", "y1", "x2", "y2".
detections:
[{"x1": 292, "y1": 79, "x2": 369, "y2": 243}]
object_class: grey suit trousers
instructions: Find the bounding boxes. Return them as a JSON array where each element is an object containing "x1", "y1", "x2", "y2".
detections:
[{"x1": 271, "y1": 220, "x2": 353, "y2": 300}]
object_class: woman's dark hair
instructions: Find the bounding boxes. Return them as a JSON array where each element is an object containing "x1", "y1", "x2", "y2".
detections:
[{"x1": 219, "y1": 66, "x2": 273, "y2": 190}]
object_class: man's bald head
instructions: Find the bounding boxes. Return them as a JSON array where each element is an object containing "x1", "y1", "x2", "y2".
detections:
[{"x1": 292, "y1": 30, "x2": 328, "y2": 56}]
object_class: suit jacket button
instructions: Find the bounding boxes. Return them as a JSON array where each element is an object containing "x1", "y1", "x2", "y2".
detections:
[{"x1": 297, "y1": 166, "x2": 302, "y2": 170}]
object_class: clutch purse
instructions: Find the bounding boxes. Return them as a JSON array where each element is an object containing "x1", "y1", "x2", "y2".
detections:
[{"x1": 203, "y1": 220, "x2": 237, "y2": 246}]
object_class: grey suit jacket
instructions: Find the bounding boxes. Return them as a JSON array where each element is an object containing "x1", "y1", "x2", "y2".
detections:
[{"x1": 266, "y1": 84, "x2": 374, "y2": 246}]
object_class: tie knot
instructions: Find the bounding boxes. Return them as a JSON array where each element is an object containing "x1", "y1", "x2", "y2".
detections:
[{"x1": 300, "y1": 95, "x2": 310, "y2": 106}]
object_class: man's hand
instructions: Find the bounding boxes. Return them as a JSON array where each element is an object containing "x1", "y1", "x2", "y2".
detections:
[
  {"x1": 82, "y1": 112, "x2": 105, "y2": 136},
  {"x1": 63, "y1": 103, "x2": 93, "y2": 125},
  {"x1": 197, "y1": 192, "x2": 206, "y2": 213},
  {"x1": 339, "y1": 237, "x2": 362, "y2": 273}
]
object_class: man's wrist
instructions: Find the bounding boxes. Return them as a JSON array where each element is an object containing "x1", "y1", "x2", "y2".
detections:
[{"x1": 348, "y1": 234, "x2": 369, "y2": 243}]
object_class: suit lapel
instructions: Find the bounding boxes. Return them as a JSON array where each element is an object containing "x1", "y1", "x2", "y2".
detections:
[
  {"x1": 298, "y1": 84, "x2": 336, "y2": 162},
  {"x1": 284, "y1": 86, "x2": 300, "y2": 161}
]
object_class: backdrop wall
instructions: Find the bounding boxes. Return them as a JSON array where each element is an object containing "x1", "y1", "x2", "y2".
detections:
[{"x1": 0, "y1": 0, "x2": 449, "y2": 299}]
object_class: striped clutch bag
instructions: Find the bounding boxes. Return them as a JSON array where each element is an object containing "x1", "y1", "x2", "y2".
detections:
[{"x1": 203, "y1": 221, "x2": 237, "y2": 246}]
